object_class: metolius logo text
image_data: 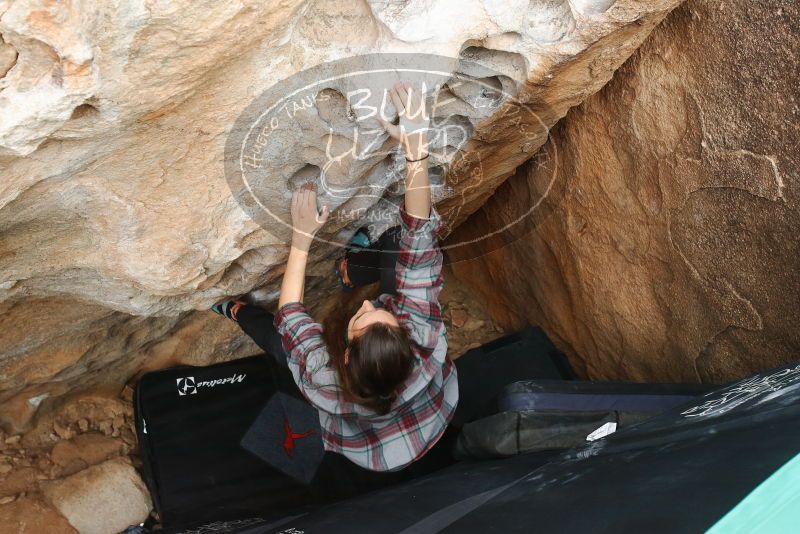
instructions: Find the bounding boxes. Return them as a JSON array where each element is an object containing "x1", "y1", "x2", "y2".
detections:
[{"x1": 176, "y1": 373, "x2": 246, "y2": 396}]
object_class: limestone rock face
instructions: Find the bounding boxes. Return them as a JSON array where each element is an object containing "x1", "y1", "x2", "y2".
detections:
[
  {"x1": 448, "y1": 0, "x2": 799, "y2": 382},
  {"x1": 0, "y1": 0, "x2": 682, "y2": 429}
]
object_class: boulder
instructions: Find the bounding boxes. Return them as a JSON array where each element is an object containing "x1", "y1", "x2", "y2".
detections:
[
  {"x1": 447, "y1": 0, "x2": 799, "y2": 382},
  {"x1": 0, "y1": 0, "x2": 684, "y2": 428}
]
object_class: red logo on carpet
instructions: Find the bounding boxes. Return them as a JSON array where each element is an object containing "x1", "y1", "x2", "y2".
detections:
[{"x1": 282, "y1": 416, "x2": 315, "y2": 457}]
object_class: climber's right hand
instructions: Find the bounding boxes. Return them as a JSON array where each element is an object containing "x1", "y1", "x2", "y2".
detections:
[
  {"x1": 378, "y1": 82, "x2": 430, "y2": 161},
  {"x1": 290, "y1": 183, "x2": 329, "y2": 251}
]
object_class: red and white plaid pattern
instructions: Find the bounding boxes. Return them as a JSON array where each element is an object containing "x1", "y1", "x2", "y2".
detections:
[{"x1": 274, "y1": 204, "x2": 457, "y2": 471}]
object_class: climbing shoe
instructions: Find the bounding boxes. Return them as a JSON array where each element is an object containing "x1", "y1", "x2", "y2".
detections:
[
  {"x1": 211, "y1": 299, "x2": 243, "y2": 321},
  {"x1": 335, "y1": 257, "x2": 355, "y2": 293},
  {"x1": 347, "y1": 227, "x2": 372, "y2": 250}
]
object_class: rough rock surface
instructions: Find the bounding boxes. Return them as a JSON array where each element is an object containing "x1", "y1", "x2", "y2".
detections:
[
  {"x1": 50, "y1": 432, "x2": 126, "y2": 477},
  {"x1": 447, "y1": 0, "x2": 799, "y2": 382},
  {"x1": 40, "y1": 457, "x2": 151, "y2": 534},
  {"x1": 0, "y1": 496, "x2": 77, "y2": 534},
  {"x1": 0, "y1": 0, "x2": 681, "y2": 429},
  {"x1": 0, "y1": 395, "x2": 138, "y2": 524}
]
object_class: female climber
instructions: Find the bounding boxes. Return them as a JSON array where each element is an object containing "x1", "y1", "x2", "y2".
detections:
[{"x1": 212, "y1": 82, "x2": 457, "y2": 472}]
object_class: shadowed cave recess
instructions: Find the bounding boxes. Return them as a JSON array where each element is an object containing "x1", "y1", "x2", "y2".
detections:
[{"x1": 0, "y1": 0, "x2": 798, "y2": 531}]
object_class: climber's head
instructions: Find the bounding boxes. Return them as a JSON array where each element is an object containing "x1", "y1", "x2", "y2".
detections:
[
  {"x1": 326, "y1": 299, "x2": 415, "y2": 415},
  {"x1": 346, "y1": 299, "x2": 397, "y2": 340}
]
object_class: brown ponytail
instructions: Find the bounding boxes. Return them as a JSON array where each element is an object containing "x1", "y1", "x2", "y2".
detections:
[{"x1": 322, "y1": 290, "x2": 415, "y2": 415}]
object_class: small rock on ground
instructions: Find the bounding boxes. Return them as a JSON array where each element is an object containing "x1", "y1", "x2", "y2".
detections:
[{"x1": 40, "y1": 458, "x2": 151, "y2": 534}]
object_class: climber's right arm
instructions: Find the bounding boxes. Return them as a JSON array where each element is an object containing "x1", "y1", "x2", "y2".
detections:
[
  {"x1": 275, "y1": 185, "x2": 352, "y2": 414},
  {"x1": 278, "y1": 184, "x2": 329, "y2": 308}
]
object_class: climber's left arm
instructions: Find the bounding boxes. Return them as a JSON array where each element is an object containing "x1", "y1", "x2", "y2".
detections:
[
  {"x1": 278, "y1": 184, "x2": 329, "y2": 307},
  {"x1": 378, "y1": 82, "x2": 431, "y2": 219}
]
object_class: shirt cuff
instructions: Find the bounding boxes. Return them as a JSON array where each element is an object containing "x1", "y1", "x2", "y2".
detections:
[
  {"x1": 273, "y1": 301, "x2": 307, "y2": 331},
  {"x1": 399, "y1": 202, "x2": 442, "y2": 233}
]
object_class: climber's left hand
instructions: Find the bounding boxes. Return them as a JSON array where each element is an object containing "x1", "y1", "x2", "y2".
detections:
[{"x1": 290, "y1": 183, "x2": 329, "y2": 251}]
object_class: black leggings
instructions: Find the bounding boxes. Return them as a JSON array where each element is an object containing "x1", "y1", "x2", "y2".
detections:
[
  {"x1": 343, "y1": 225, "x2": 401, "y2": 296},
  {"x1": 236, "y1": 305, "x2": 287, "y2": 366},
  {"x1": 237, "y1": 226, "x2": 402, "y2": 365}
]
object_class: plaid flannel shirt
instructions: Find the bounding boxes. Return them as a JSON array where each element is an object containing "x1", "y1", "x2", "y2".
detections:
[{"x1": 274, "y1": 203, "x2": 458, "y2": 472}]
